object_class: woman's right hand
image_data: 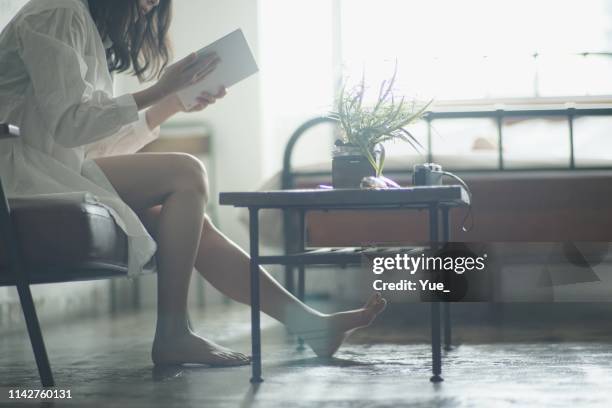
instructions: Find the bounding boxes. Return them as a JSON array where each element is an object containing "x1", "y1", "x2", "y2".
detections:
[{"x1": 155, "y1": 52, "x2": 220, "y2": 97}]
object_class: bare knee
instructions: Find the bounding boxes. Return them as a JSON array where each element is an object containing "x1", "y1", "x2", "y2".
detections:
[{"x1": 169, "y1": 154, "x2": 209, "y2": 203}]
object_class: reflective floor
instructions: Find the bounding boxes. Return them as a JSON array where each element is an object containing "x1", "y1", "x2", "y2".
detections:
[{"x1": 1, "y1": 303, "x2": 612, "y2": 407}]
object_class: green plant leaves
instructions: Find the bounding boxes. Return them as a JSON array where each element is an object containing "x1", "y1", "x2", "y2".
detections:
[{"x1": 328, "y1": 62, "x2": 432, "y2": 175}]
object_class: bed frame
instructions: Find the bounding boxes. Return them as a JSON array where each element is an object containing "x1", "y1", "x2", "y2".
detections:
[{"x1": 279, "y1": 106, "x2": 612, "y2": 296}]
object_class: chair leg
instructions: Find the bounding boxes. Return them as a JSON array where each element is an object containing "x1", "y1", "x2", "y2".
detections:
[{"x1": 15, "y1": 281, "x2": 54, "y2": 387}]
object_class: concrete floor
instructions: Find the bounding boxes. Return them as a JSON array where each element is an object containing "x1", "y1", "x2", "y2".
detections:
[{"x1": 1, "y1": 303, "x2": 612, "y2": 407}]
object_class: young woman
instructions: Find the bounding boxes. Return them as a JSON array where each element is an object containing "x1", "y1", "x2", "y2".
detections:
[{"x1": 0, "y1": 0, "x2": 386, "y2": 366}]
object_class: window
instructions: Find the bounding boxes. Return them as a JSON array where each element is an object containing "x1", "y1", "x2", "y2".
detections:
[
  {"x1": 260, "y1": 0, "x2": 612, "y2": 172},
  {"x1": 340, "y1": 0, "x2": 612, "y2": 101}
]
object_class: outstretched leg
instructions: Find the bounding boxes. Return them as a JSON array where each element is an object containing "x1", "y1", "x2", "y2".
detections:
[{"x1": 195, "y1": 215, "x2": 386, "y2": 357}]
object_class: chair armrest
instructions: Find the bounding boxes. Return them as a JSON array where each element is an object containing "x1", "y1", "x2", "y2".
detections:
[{"x1": 0, "y1": 124, "x2": 20, "y2": 139}]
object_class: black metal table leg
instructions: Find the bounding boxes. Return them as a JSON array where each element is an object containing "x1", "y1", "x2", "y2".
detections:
[
  {"x1": 441, "y1": 207, "x2": 453, "y2": 351},
  {"x1": 443, "y1": 303, "x2": 452, "y2": 351},
  {"x1": 296, "y1": 209, "x2": 306, "y2": 350},
  {"x1": 430, "y1": 301, "x2": 443, "y2": 382},
  {"x1": 283, "y1": 209, "x2": 296, "y2": 294},
  {"x1": 296, "y1": 266, "x2": 306, "y2": 351},
  {"x1": 284, "y1": 266, "x2": 295, "y2": 294},
  {"x1": 429, "y1": 204, "x2": 443, "y2": 382},
  {"x1": 249, "y1": 207, "x2": 263, "y2": 383}
]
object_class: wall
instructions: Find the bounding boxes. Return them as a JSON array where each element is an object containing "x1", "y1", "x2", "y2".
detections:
[{"x1": 258, "y1": 0, "x2": 338, "y2": 180}]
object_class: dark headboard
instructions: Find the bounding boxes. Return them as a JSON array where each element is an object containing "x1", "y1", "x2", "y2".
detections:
[{"x1": 281, "y1": 107, "x2": 612, "y2": 191}]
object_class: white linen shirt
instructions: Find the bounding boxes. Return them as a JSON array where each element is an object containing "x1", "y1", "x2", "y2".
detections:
[{"x1": 0, "y1": 0, "x2": 159, "y2": 276}]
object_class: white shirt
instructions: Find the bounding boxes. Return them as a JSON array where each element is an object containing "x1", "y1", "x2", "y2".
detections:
[{"x1": 0, "y1": 0, "x2": 159, "y2": 276}]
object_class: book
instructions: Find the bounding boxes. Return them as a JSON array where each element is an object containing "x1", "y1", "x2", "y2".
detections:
[{"x1": 177, "y1": 29, "x2": 259, "y2": 110}]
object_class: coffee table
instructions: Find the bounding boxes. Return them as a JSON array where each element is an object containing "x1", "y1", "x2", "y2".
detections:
[{"x1": 219, "y1": 186, "x2": 470, "y2": 383}]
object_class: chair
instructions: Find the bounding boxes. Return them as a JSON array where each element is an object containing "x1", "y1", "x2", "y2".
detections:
[{"x1": 0, "y1": 123, "x2": 146, "y2": 387}]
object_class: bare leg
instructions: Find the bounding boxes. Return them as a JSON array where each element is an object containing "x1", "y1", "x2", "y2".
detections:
[
  {"x1": 96, "y1": 153, "x2": 250, "y2": 366},
  {"x1": 96, "y1": 153, "x2": 386, "y2": 363},
  {"x1": 142, "y1": 207, "x2": 387, "y2": 357}
]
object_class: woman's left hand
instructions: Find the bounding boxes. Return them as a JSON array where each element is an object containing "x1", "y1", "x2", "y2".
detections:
[
  {"x1": 179, "y1": 87, "x2": 227, "y2": 113},
  {"x1": 145, "y1": 87, "x2": 228, "y2": 131}
]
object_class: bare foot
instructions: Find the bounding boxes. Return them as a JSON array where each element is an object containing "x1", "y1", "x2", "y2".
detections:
[
  {"x1": 298, "y1": 293, "x2": 387, "y2": 358},
  {"x1": 152, "y1": 332, "x2": 251, "y2": 367}
]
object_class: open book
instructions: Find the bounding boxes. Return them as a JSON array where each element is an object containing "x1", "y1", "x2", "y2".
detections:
[{"x1": 177, "y1": 29, "x2": 259, "y2": 110}]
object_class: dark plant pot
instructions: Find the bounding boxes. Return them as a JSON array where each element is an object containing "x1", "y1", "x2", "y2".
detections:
[{"x1": 332, "y1": 143, "x2": 381, "y2": 189}]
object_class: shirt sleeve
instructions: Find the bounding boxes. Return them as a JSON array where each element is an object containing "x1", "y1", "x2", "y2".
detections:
[
  {"x1": 16, "y1": 6, "x2": 140, "y2": 148},
  {"x1": 84, "y1": 111, "x2": 161, "y2": 159}
]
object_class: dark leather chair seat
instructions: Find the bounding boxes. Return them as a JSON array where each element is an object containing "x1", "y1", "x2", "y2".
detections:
[{"x1": 0, "y1": 197, "x2": 129, "y2": 285}]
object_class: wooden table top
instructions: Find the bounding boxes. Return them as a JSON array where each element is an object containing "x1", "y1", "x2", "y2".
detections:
[{"x1": 219, "y1": 186, "x2": 469, "y2": 209}]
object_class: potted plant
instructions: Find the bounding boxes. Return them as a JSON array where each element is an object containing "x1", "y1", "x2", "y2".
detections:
[{"x1": 328, "y1": 65, "x2": 431, "y2": 188}]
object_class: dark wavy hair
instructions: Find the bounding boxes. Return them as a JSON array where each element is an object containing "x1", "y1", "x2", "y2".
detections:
[{"x1": 88, "y1": 0, "x2": 173, "y2": 82}]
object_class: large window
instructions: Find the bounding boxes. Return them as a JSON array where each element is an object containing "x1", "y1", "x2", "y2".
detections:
[
  {"x1": 259, "y1": 0, "x2": 612, "y2": 173},
  {"x1": 341, "y1": 0, "x2": 612, "y2": 101}
]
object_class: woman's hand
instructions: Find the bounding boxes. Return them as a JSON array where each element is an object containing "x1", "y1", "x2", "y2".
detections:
[
  {"x1": 133, "y1": 53, "x2": 220, "y2": 110},
  {"x1": 144, "y1": 87, "x2": 228, "y2": 130},
  {"x1": 161, "y1": 87, "x2": 227, "y2": 114},
  {"x1": 182, "y1": 87, "x2": 227, "y2": 112},
  {"x1": 155, "y1": 53, "x2": 221, "y2": 97}
]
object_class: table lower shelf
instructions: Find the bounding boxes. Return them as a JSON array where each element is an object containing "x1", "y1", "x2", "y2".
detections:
[{"x1": 257, "y1": 246, "x2": 426, "y2": 266}]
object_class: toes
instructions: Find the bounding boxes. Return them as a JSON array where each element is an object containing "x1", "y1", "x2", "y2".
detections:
[
  {"x1": 365, "y1": 292, "x2": 386, "y2": 313},
  {"x1": 236, "y1": 352, "x2": 250, "y2": 361},
  {"x1": 227, "y1": 351, "x2": 247, "y2": 359},
  {"x1": 362, "y1": 294, "x2": 387, "y2": 323},
  {"x1": 218, "y1": 351, "x2": 251, "y2": 366},
  {"x1": 221, "y1": 352, "x2": 238, "y2": 360},
  {"x1": 364, "y1": 292, "x2": 381, "y2": 308},
  {"x1": 374, "y1": 297, "x2": 388, "y2": 314}
]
